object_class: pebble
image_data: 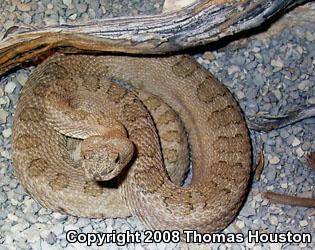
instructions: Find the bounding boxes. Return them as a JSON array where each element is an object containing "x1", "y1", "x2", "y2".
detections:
[
  {"x1": 279, "y1": 129, "x2": 290, "y2": 139},
  {"x1": 2, "y1": 128, "x2": 12, "y2": 138},
  {"x1": 291, "y1": 137, "x2": 301, "y2": 147},
  {"x1": 296, "y1": 147, "x2": 304, "y2": 157},
  {"x1": 236, "y1": 220, "x2": 245, "y2": 229},
  {"x1": 297, "y1": 80, "x2": 309, "y2": 91},
  {"x1": 47, "y1": 3, "x2": 54, "y2": 10},
  {"x1": 269, "y1": 216, "x2": 278, "y2": 225},
  {"x1": 203, "y1": 51, "x2": 215, "y2": 60},
  {"x1": 51, "y1": 224, "x2": 64, "y2": 236},
  {"x1": 76, "y1": 3, "x2": 88, "y2": 13},
  {"x1": 305, "y1": 31, "x2": 315, "y2": 42},
  {"x1": 307, "y1": 97, "x2": 315, "y2": 104},
  {"x1": 3, "y1": 20, "x2": 15, "y2": 30},
  {"x1": 269, "y1": 243, "x2": 282, "y2": 250},
  {"x1": 63, "y1": 0, "x2": 72, "y2": 7},
  {"x1": 245, "y1": 238, "x2": 256, "y2": 248},
  {"x1": 235, "y1": 90, "x2": 245, "y2": 99},
  {"x1": 7, "y1": 214, "x2": 18, "y2": 221},
  {"x1": 4, "y1": 82, "x2": 16, "y2": 94},
  {"x1": 228, "y1": 65, "x2": 240, "y2": 75},
  {"x1": 269, "y1": 156, "x2": 280, "y2": 165},
  {"x1": 271, "y1": 58, "x2": 284, "y2": 68},
  {"x1": 299, "y1": 220, "x2": 308, "y2": 227},
  {"x1": 0, "y1": 110, "x2": 8, "y2": 124},
  {"x1": 46, "y1": 232, "x2": 57, "y2": 245},
  {"x1": 52, "y1": 212, "x2": 68, "y2": 221},
  {"x1": 16, "y1": 72, "x2": 28, "y2": 86},
  {"x1": 11, "y1": 222, "x2": 30, "y2": 233},
  {"x1": 16, "y1": 3, "x2": 31, "y2": 12},
  {"x1": 68, "y1": 13, "x2": 77, "y2": 20}
]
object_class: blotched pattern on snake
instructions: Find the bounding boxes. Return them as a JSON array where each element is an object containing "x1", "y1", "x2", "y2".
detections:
[{"x1": 12, "y1": 54, "x2": 251, "y2": 233}]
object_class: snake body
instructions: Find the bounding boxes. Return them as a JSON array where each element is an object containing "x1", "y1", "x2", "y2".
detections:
[{"x1": 12, "y1": 54, "x2": 251, "y2": 233}]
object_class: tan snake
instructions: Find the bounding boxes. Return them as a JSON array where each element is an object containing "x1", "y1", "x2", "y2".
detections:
[{"x1": 12, "y1": 53, "x2": 251, "y2": 233}]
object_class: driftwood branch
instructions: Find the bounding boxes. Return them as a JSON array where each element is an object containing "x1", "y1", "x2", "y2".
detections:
[
  {"x1": 0, "y1": 0, "x2": 307, "y2": 75},
  {"x1": 263, "y1": 192, "x2": 315, "y2": 208},
  {"x1": 248, "y1": 104, "x2": 315, "y2": 132}
]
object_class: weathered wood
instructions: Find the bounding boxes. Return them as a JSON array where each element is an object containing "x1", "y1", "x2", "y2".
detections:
[
  {"x1": 248, "y1": 104, "x2": 315, "y2": 132},
  {"x1": 263, "y1": 192, "x2": 315, "y2": 208},
  {"x1": 0, "y1": 0, "x2": 307, "y2": 75}
]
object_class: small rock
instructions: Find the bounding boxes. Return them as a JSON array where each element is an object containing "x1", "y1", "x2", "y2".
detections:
[
  {"x1": 3, "y1": 20, "x2": 15, "y2": 30},
  {"x1": 296, "y1": 147, "x2": 304, "y2": 157},
  {"x1": 269, "y1": 156, "x2": 280, "y2": 165},
  {"x1": 273, "y1": 89, "x2": 282, "y2": 100},
  {"x1": 51, "y1": 224, "x2": 64, "y2": 236},
  {"x1": 236, "y1": 220, "x2": 245, "y2": 229},
  {"x1": 269, "y1": 216, "x2": 278, "y2": 226},
  {"x1": 82, "y1": 224, "x2": 93, "y2": 234},
  {"x1": 68, "y1": 13, "x2": 77, "y2": 21},
  {"x1": 41, "y1": 240, "x2": 61, "y2": 250},
  {"x1": 20, "y1": 227, "x2": 40, "y2": 243},
  {"x1": 0, "y1": 193, "x2": 7, "y2": 203},
  {"x1": 271, "y1": 58, "x2": 284, "y2": 68},
  {"x1": 11, "y1": 222, "x2": 30, "y2": 232},
  {"x1": 228, "y1": 65, "x2": 240, "y2": 75},
  {"x1": 291, "y1": 137, "x2": 301, "y2": 147},
  {"x1": 252, "y1": 47, "x2": 260, "y2": 53},
  {"x1": 16, "y1": 73, "x2": 28, "y2": 86},
  {"x1": 2, "y1": 128, "x2": 12, "y2": 138},
  {"x1": 203, "y1": 51, "x2": 215, "y2": 61},
  {"x1": 279, "y1": 129, "x2": 290, "y2": 139},
  {"x1": 287, "y1": 208, "x2": 298, "y2": 217},
  {"x1": 0, "y1": 110, "x2": 8, "y2": 124},
  {"x1": 306, "y1": 31, "x2": 315, "y2": 42},
  {"x1": 299, "y1": 220, "x2": 308, "y2": 227},
  {"x1": 52, "y1": 212, "x2": 68, "y2": 221},
  {"x1": 59, "y1": 16, "x2": 66, "y2": 24},
  {"x1": 297, "y1": 80, "x2": 308, "y2": 91},
  {"x1": 1, "y1": 150, "x2": 11, "y2": 159},
  {"x1": 47, "y1": 3, "x2": 54, "y2": 10},
  {"x1": 245, "y1": 238, "x2": 256, "y2": 248},
  {"x1": 63, "y1": 0, "x2": 72, "y2": 6},
  {"x1": 16, "y1": 2, "x2": 31, "y2": 12},
  {"x1": 11, "y1": 199, "x2": 19, "y2": 206},
  {"x1": 307, "y1": 97, "x2": 315, "y2": 104},
  {"x1": 76, "y1": 3, "x2": 88, "y2": 13},
  {"x1": 64, "y1": 225, "x2": 79, "y2": 232},
  {"x1": 44, "y1": 17, "x2": 59, "y2": 26},
  {"x1": 46, "y1": 232, "x2": 57, "y2": 245},
  {"x1": 7, "y1": 214, "x2": 18, "y2": 221},
  {"x1": 5, "y1": 82, "x2": 16, "y2": 94},
  {"x1": 269, "y1": 243, "x2": 282, "y2": 250},
  {"x1": 299, "y1": 242, "x2": 307, "y2": 248},
  {"x1": 235, "y1": 90, "x2": 245, "y2": 99}
]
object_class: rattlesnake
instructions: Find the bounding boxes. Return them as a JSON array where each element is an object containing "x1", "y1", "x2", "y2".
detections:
[{"x1": 12, "y1": 53, "x2": 251, "y2": 233}]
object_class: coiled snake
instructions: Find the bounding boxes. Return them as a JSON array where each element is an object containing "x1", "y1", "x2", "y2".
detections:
[{"x1": 12, "y1": 53, "x2": 251, "y2": 233}]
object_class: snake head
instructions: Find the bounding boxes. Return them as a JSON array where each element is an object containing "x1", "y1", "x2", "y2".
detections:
[{"x1": 81, "y1": 135, "x2": 134, "y2": 181}]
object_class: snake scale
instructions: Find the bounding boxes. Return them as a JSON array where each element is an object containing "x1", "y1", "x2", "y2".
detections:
[{"x1": 12, "y1": 53, "x2": 251, "y2": 233}]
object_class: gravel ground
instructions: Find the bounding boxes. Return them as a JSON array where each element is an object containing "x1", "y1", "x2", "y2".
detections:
[{"x1": 0, "y1": 1, "x2": 314, "y2": 250}]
